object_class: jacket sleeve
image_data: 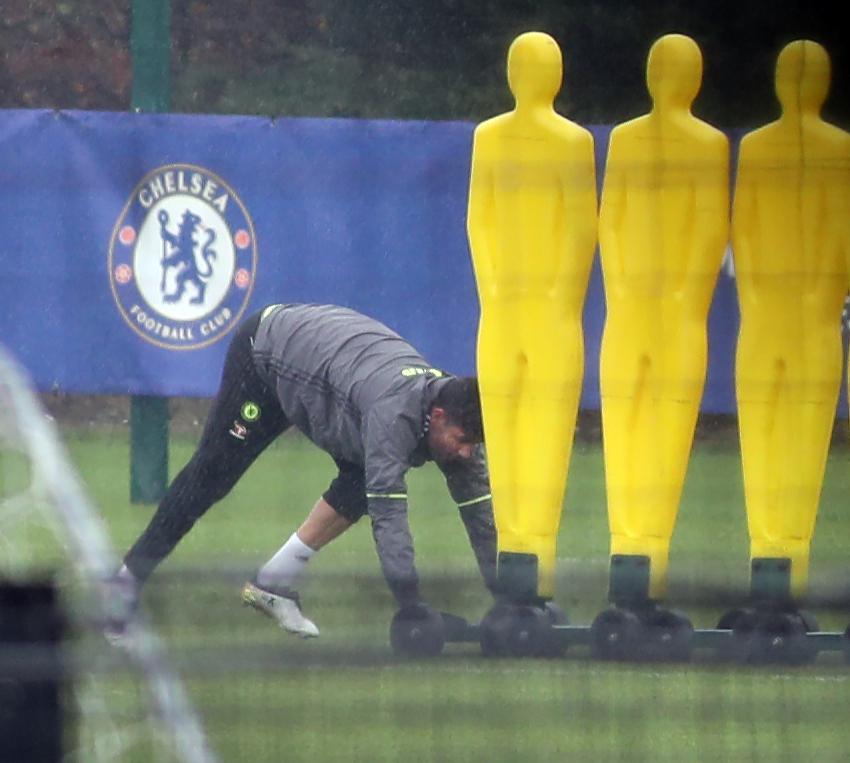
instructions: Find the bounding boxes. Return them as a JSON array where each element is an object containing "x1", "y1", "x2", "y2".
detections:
[
  {"x1": 439, "y1": 445, "x2": 499, "y2": 595},
  {"x1": 363, "y1": 405, "x2": 421, "y2": 606}
]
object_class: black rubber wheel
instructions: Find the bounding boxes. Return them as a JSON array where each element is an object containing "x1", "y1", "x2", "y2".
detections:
[
  {"x1": 732, "y1": 610, "x2": 812, "y2": 666},
  {"x1": 716, "y1": 607, "x2": 753, "y2": 631},
  {"x1": 716, "y1": 607, "x2": 755, "y2": 661},
  {"x1": 543, "y1": 601, "x2": 569, "y2": 626},
  {"x1": 479, "y1": 603, "x2": 549, "y2": 658},
  {"x1": 728, "y1": 608, "x2": 761, "y2": 663},
  {"x1": 797, "y1": 609, "x2": 819, "y2": 633},
  {"x1": 389, "y1": 608, "x2": 446, "y2": 658},
  {"x1": 590, "y1": 607, "x2": 642, "y2": 661},
  {"x1": 479, "y1": 602, "x2": 513, "y2": 657},
  {"x1": 537, "y1": 602, "x2": 569, "y2": 658},
  {"x1": 640, "y1": 608, "x2": 694, "y2": 662}
]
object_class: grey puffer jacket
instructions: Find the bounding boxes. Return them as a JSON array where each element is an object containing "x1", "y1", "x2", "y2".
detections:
[{"x1": 252, "y1": 303, "x2": 497, "y2": 605}]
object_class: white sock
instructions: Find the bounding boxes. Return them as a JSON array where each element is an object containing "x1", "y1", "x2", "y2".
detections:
[{"x1": 256, "y1": 533, "x2": 316, "y2": 591}]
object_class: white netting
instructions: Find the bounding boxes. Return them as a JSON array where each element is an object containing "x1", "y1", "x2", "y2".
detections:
[{"x1": 0, "y1": 344, "x2": 218, "y2": 763}]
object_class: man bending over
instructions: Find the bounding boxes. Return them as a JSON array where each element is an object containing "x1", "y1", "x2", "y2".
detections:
[{"x1": 110, "y1": 303, "x2": 497, "y2": 639}]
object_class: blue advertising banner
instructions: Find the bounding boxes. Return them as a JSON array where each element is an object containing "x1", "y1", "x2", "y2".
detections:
[
  {"x1": 0, "y1": 109, "x2": 846, "y2": 416},
  {"x1": 0, "y1": 110, "x2": 480, "y2": 397}
]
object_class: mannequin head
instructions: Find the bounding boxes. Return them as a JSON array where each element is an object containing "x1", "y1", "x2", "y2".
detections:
[
  {"x1": 507, "y1": 32, "x2": 563, "y2": 108},
  {"x1": 646, "y1": 34, "x2": 702, "y2": 111},
  {"x1": 775, "y1": 40, "x2": 830, "y2": 116}
]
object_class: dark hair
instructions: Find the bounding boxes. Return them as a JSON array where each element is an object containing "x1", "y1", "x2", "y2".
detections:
[{"x1": 433, "y1": 376, "x2": 484, "y2": 442}]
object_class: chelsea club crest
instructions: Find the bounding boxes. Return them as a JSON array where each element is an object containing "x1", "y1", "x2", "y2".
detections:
[{"x1": 109, "y1": 164, "x2": 257, "y2": 350}]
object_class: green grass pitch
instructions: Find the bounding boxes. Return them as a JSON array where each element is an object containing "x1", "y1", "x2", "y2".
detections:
[{"x1": 53, "y1": 427, "x2": 850, "y2": 761}]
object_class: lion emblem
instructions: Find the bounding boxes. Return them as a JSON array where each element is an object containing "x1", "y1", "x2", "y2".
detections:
[{"x1": 158, "y1": 209, "x2": 217, "y2": 304}]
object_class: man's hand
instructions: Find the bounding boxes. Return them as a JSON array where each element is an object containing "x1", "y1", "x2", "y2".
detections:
[
  {"x1": 389, "y1": 602, "x2": 446, "y2": 657},
  {"x1": 395, "y1": 601, "x2": 439, "y2": 620}
]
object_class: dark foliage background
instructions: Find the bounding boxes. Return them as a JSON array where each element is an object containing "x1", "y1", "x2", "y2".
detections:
[{"x1": 1, "y1": 1, "x2": 848, "y2": 127}]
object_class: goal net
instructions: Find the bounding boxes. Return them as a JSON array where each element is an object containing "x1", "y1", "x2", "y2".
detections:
[{"x1": 0, "y1": 344, "x2": 218, "y2": 763}]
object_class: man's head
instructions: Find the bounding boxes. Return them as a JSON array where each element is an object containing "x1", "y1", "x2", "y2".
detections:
[{"x1": 427, "y1": 377, "x2": 484, "y2": 464}]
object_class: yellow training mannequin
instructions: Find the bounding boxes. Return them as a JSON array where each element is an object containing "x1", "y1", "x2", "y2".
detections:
[
  {"x1": 598, "y1": 34, "x2": 729, "y2": 602},
  {"x1": 733, "y1": 40, "x2": 850, "y2": 600},
  {"x1": 467, "y1": 31, "x2": 597, "y2": 600}
]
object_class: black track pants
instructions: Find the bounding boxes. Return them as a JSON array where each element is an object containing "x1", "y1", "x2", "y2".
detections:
[{"x1": 123, "y1": 311, "x2": 289, "y2": 583}]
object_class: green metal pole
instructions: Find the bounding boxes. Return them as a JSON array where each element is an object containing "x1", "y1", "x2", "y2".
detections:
[
  {"x1": 130, "y1": 0, "x2": 171, "y2": 503},
  {"x1": 131, "y1": 0, "x2": 171, "y2": 112},
  {"x1": 130, "y1": 396, "x2": 169, "y2": 503}
]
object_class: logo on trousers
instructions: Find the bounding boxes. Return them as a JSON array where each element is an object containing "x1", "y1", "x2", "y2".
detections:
[{"x1": 229, "y1": 420, "x2": 248, "y2": 440}]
